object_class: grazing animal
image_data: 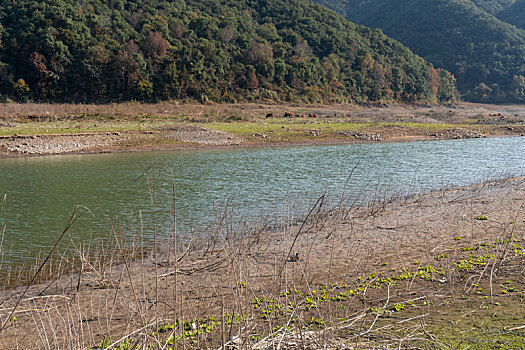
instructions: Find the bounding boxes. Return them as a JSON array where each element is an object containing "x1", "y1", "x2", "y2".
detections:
[
  {"x1": 284, "y1": 112, "x2": 294, "y2": 118},
  {"x1": 266, "y1": 113, "x2": 274, "y2": 118}
]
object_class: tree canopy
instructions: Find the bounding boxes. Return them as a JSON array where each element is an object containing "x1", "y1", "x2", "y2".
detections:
[
  {"x1": 0, "y1": 0, "x2": 455, "y2": 103},
  {"x1": 471, "y1": 0, "x2": 515, "y2": 15},
  {"x1": 497, "y1": 0, "x2": 525, "y2": 30},
  {"x1": 315, "y1": 0, "x2": 525, "y2": 103}
]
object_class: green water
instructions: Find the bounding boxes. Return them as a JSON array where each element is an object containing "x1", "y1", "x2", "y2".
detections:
[{"x1": 1, "y1": 137, "x2": 524, "y2": 266}]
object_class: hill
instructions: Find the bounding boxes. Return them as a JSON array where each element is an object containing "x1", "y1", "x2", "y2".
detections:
[
  {"x1": 0, "y1": 0, "x2": 455, "y2": 104},
  {"x1": 314, "y1": 0, "x2": 525, "y2": 103},
  {"x1": 497, "y1": 0, "x2": 525, "y2": 29},
  {"x1": 471, "y1": 0, "x2": 515, "y2": 14}
]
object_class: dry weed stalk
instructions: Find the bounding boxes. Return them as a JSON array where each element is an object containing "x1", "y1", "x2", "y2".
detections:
[{"x1": 0, "y1": 177, "x2": 524, "y2": 348}]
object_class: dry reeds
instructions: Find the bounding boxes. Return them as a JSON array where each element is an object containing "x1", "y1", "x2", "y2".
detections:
[{"x1": 0, "y1": 177, "x2": 524, "y2": 349}]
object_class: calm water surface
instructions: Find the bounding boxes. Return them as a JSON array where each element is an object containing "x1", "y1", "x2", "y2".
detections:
[{"x1": 1, "y1": 137, "x2": 524, "y2": 264}]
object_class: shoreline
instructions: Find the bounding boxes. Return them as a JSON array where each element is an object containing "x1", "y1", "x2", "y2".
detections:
[
  {"x1": 1, "y1": 132, "x2": 523, "y2": 161},
  {"x1": 0, "y1": 176, "x2": 524, "y2": 347},
  {"x1": 1, "y1": 101, "x2": 524, "y2": 158},
  {"x1": 0, "y1": 132, "x2": 516, "y2": 159}
]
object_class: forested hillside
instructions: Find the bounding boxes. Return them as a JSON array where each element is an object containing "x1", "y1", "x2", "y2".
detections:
[
  {"x1": 0, "y1": 0, "x2": 455, "y2": 103},
  {"x1": 315, "y1": 0, "x2": 525, "y2": 103},
  {"x1": 471, "y1": 0, "x2": 515, "y2": 14},
  {"x1": 497, "y1": 0, "x2": 525, "y2": 29}
]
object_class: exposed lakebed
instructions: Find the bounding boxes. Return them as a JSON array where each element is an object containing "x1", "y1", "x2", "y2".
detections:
[{"x1": 0, "y1": 136, "x2": 524, "y2": 265}]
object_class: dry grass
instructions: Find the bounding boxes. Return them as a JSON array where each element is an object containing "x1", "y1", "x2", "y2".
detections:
[
  {"x1": 1, "y1": 101, "x2": 524, "y2": 121},
  {"x1": 0, "y1": 102, "x2": 273, "y2": 121},
  {"x1": 0, "y1": 176, "x2": 524, "y2": 349}
]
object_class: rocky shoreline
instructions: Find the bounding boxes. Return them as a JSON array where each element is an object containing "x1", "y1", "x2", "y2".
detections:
[
  {"x1": 0, "y1": 125, "x2": 244, "y2": 156},
  {"x1": 0, "y1": 124, "x2": 519, "y2": 158},
  {"x1": 1, "y1": 102, "x2": 525, "y2": 157}
]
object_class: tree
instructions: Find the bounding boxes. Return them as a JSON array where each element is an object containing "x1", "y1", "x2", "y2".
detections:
[
  {"x1": 473, "y1": 82, "x2": 492, "y2": 101},
  {"x1": 511, "y1": 75, "x2": 525, "y2": 99},
  {"x1": 114, "y1": 41, "x2": 143, "y2": 97},
  {"x1": 13, "y1": 78, "x2": 30, "y2": 101},
  {"x1": 247, "y1": 66, "x2": 259, "y2": 90},
  {"x1": 143, "y1": 31, "x2": 169, "y2": 63},
  {"x1": 29, "y1": 52, "x2": 53, "y2": 98}
]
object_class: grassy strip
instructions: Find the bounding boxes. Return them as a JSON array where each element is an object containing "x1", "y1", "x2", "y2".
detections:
[
  {"x1": 0, "y1": 119, "x2": 180, "y2": 137},
  {"x1": 203, "y1": 119, "x2": 497, "y2": 142}
]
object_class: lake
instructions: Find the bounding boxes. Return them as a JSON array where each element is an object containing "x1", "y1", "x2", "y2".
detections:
[{"x1": 0, "y1": 136, "x2": 524, "y2": 266}]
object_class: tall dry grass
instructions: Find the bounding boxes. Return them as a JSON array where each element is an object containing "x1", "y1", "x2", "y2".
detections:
[{"x1": 0, "y1": 102, "x2": 278, "y2": 122}]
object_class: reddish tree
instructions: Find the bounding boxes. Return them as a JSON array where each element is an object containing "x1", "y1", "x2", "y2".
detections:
[
  {"x1": 428, "y1": 67, "x2": 440, "y2": 102},
  {"x1": 143, "y1": 31, "x2": 169, "y2": 62},
  {"x1": 29, "y1": 52, "x2": 53, "y2": 96},
  {"x1": 29, "y1": 52, "x2": 51, "y2": 78},
  {"x1": 115, "y1": 41, "x2": 142, "y2": 93}
]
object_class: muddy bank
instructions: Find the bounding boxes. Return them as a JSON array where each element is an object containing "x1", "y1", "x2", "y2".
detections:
[{"x1": 0, "y1": 177, "x2": 524, "y2": 348}]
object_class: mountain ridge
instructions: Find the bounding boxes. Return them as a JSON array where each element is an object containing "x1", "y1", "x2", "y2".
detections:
[
  {"x1": 314, "y1": 0, "x2": 525, "y2": 103},
  {"x1": 497, "y1": 0, "x2": 525, "y2": 29},
  {"x1": 0, "y1": 0, "x2": 455, "y2": 103}
]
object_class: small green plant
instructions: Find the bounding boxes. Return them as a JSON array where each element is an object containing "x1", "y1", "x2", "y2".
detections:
[
  {"x1": 436, "y1": 253, "x2": 449, "y2": 260},
  {"x1": 310, "y1": 316, "x2": 324, "y2": 325},
  {"x1": 305, "y1": 296, "x2": 317, "y2": 309},
  {"x1": 369, "y1": 306, "x2": 387, "y2": 315},
  {"x1": 475, "y1": 215, "x2": 488, "y2": 220},
  {"x1": 392, "y1": 303, "x2": 405, "y2": 312}
]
